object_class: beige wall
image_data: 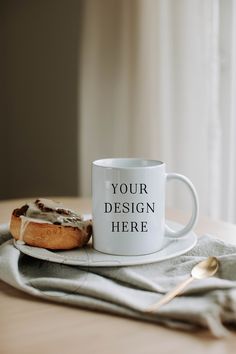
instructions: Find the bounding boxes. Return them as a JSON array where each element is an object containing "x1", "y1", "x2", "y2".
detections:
[{"x1": 0, "y1": 0, "x2": 82, "y2": 199}]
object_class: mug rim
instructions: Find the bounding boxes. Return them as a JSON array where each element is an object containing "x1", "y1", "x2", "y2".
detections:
[{"x1": 92, "y1": 158, "x2": 165, "y2": 169}]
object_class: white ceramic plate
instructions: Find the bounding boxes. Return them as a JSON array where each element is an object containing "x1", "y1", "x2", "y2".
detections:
[{"x1": 12, "y1": 220, "x2": 197, "y2": 267}]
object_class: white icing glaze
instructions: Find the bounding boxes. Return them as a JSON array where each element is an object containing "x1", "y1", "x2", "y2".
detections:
[
  {"x1": 16, "y1": 240, "x2": 26, "y2": 245},
  {"x1": 36, "y1": 198, "x2": 62, "y2": 209},
  {"x1": 22, "y1": 199, "x2": 84, "y2": 229},
  {"x1": 18, "y1": 216, "x2": 30, "y2": 244}
]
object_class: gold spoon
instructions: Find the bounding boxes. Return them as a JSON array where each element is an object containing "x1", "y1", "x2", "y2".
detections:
[{"x1": 146, "y1": 256, "x2": 220, "y2": 313}]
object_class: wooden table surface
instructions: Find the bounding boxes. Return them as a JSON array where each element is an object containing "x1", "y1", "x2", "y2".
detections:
[{"x1": 1, "y1": 197, "x2": 236, "y2": 354}]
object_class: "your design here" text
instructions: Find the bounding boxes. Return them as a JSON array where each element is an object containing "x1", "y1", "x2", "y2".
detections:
[{"x1": 104, "y1": 183, "x2": 156, "y2": 233}]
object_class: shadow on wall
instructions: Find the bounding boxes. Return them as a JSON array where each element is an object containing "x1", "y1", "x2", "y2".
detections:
[{"x1": 0, "y1": 0, "x2": 82, "y2": 199}]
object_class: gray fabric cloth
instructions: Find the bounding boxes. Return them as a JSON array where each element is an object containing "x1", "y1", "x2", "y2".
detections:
[{"x1": 1, "y1": 224, "x2": 236, "y2": 338}]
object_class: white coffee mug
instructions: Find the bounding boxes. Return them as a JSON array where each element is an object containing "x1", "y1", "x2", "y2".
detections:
[{"x1": 92, "y1": 158, "x2": 199, "y2": 256}]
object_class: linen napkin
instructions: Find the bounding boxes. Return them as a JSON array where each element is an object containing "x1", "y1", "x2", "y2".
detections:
[{"x1": 1, "y1": 223, "x2": 236, "y2": 338}]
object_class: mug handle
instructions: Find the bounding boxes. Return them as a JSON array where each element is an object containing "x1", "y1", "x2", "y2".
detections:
[{"x1": 165, "y1": 173, "x2": 199, "y2": 237}]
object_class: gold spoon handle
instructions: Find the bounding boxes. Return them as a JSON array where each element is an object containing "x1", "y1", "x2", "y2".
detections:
[{"x1": 146, "y1": 276, "x2": 194, "y2": 313}]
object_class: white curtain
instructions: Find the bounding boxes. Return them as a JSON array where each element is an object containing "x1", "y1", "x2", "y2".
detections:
[{"x1": 78, "y1": 0, "x2": 236, "y2": 223}]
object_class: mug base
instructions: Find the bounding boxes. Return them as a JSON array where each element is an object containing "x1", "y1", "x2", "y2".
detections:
[{"x1": 92, "y1": 245, "x2": 164, "y2": 257}]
